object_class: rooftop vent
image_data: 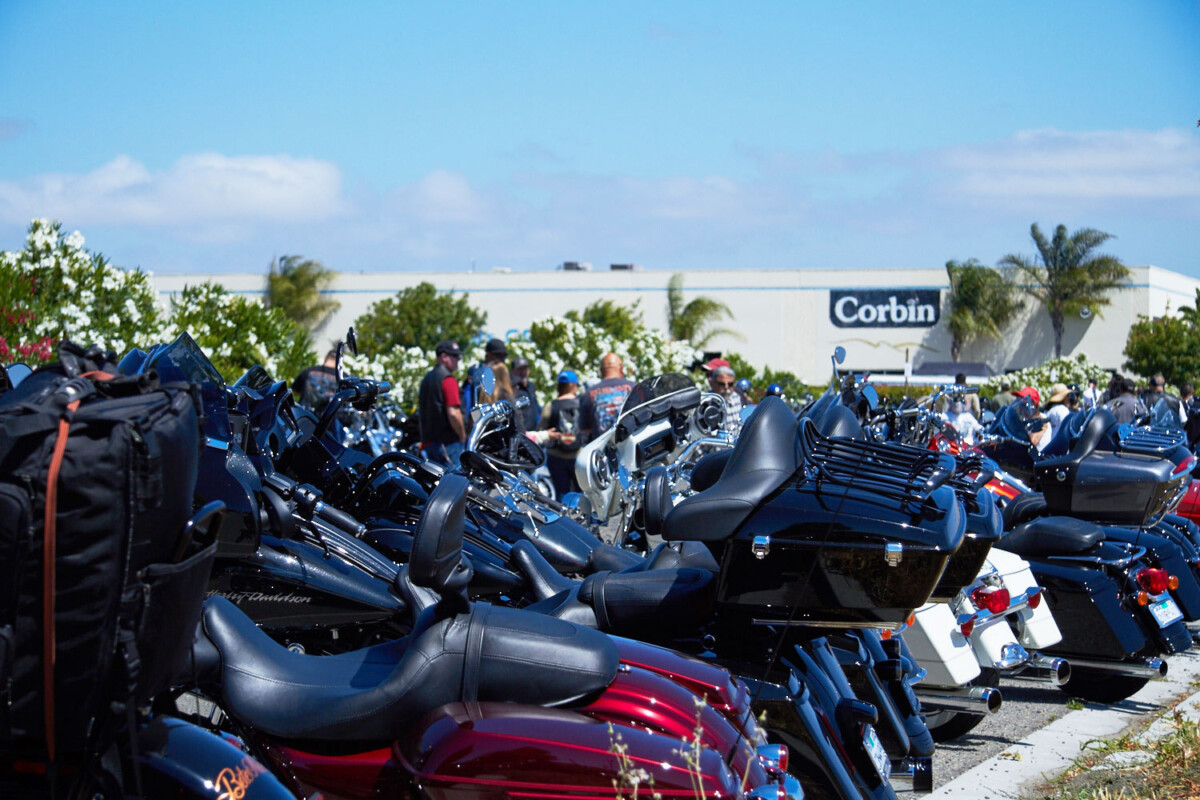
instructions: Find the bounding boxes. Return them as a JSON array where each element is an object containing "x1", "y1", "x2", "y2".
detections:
[{"x1": 559, "y1": 261, "x2": 592, "y2": 272}]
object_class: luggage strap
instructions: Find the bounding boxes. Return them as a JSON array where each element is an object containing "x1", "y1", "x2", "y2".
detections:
[{"x1": 41, "y1": 370, "x2": 111, "y2": 764}]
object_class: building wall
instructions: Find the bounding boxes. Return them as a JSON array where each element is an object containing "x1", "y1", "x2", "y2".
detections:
[{"x1": 156, "y1": 265, "x2": 1200, "y2": 382}]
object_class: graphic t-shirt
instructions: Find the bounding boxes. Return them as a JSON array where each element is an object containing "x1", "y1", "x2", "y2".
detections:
[{"x1": 582, "y1": 377, "x2": 635, "y2": 435}]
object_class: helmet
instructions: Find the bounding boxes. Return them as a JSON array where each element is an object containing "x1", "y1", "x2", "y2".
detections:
[{"x1": 765, "y1": 383, "x2": 784, "y2": 397}]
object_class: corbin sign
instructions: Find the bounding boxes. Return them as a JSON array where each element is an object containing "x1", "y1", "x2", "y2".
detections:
[{"x1": 829, "y1": 289, "x2": 942, "y2": 328}]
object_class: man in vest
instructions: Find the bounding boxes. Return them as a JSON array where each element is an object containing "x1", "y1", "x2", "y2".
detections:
[{"x1": 418, "y1": 340, "x2": 466, "y2": 468}]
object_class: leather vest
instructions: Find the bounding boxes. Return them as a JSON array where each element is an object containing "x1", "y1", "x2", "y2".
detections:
[{"x1": 418, "y1": 364, "x2": 457, "y2": 444}]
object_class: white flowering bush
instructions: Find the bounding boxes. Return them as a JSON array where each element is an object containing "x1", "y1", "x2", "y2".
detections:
[
  {"x1": 0, "y1": 219, "x2": 160, "y2": 364},
  {"x1": 983, "y1": 354, "x2": 1112, "y2": 399},
  {"x1": 506, "y1": 315, "x2": 700, "y2": 390},
  {"x1": 165, "y1": 282, "x2": 315, "y2": 383}
]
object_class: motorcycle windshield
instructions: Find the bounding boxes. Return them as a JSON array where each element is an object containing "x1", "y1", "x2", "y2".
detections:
[
  {"x1": 618, "y1": 373, "x2": 696, "y2": 416},
  {"x1": 140, "y1": 332, "x2": 230, "y2": 438},
  {"x1": 1151, "y1": 397, "x2": 1182, "y2": 430}
]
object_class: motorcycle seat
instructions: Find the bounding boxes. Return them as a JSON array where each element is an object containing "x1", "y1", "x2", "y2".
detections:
[
  {"x1": 995, "y1": 515, "x2": 1105, "y2": 558},
  {"x1": 512, "y1": 539, "x2": 716, "y2": 636},
  {"x1": 661, "y1": 396, "x2": 800, "y2": 542},
  {"x1": 687, "y1": 449, "x2": 733, "y2": 493},
  {"x1": 198, "y1": 595, "x2": 618, "y2": 742},
  {"x1": 1001, "y1": 491, "x2": 1049, "y2": 530}
]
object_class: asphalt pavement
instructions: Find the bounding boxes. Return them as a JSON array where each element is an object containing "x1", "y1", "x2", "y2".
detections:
[{"x1": 927, "y1": 647, "x2": 1200, "y2": 798}]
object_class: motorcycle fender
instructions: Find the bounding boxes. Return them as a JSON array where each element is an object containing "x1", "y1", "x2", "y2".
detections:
[
  {"x1": 905, "y1": 602, "x2": 981, "y2": 687},
  {"x1": 987, "y1": 550, "x2": 1063, "y2": 649},
  {"x1": 396, "y1": 702, "x2": 752, "y2": 799},
  {"x1": 970, "y1": 613, "x2": 1022, "y2": 668},
  {"x1": 138, "y1": 716, "x2": 295, "y2": 800}
]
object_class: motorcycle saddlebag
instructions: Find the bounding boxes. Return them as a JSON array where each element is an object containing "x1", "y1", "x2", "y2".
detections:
[
  {"x1": 716, "y1": 430, "x2": 965, "y2": 627},
  {"x1": 0, "y1": 344, "x2": 210, "y2": 768}
]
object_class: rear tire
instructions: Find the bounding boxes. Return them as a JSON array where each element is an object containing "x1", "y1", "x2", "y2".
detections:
[
  {"x1": 1060, "y1": 669, "x2": 1150, "y2": 704},
  {"x1": 924, "y1": 669, "x2": 998, "y2": 742}
]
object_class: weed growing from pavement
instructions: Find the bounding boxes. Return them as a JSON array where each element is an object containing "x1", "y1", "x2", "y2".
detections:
[{"x1": 1029, "y1": 710, "x2": 1200, "y2": 799}]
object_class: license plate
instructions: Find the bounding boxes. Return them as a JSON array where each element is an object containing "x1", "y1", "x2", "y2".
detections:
[
  {"x1": 1150, "y1": 596, "x2": 1184, "y2": 628},
  {"x1": 863, "y1": 724, "x2": 891, "y2": 782}
]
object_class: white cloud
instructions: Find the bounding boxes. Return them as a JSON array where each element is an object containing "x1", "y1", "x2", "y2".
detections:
[
  {"x1": 0, "y1": 153, "x2": 350, "y2": 227},
  {"x1": 936, "y1": 127, "x2": 1200, "y2": 201}
]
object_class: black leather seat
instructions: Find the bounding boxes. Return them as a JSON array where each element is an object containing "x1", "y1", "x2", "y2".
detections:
[
  {"x1": 995, "y1": 516, "x2": 1105, "y2": 559},
  {"x1": 511, "y1": 539, "x2": 716, "y2": 636},
  {"x1": 195, "y1": 474, "x2": 619, "y2": 742},
  {"x1": 661, "y1": 396, "x2": 800, "y2": 542},
  {"x1": 1001, "y1": 491, "x2": 1048, "y2": 530},
  {"x1": 687, "y1": 449, "x2": 732, "y2": 493}
]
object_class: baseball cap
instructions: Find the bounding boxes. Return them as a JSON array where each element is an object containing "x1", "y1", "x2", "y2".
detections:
[
  {"x1": 435, "y1": 340, "x2": 462, "y2": 357},
  {"x1": 512, "y1": 357, "x2": 530, "y2": 370},
  {"x1": 557, "y1": 369, "x2": 579, "y2": 385},
  {"x1": 485, "y1": 338, "x2": 507, "y2": 357},
  {"x1": 1014, "y1": 386, "x2": 1041, "y2": 406},
  {"x1": 703, "y1": 357, "x2": 731, "y2": 372}
]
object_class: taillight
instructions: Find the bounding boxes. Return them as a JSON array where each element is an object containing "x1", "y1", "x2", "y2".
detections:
[
  {"x1": 1174, "y1": 456, "x2": 1196, "y2": 476},
  {"x1": 1136, "y1": 568, "x2": 1171, "y2": 596},
  {"x1": 960, "y1": 618, "x2": 975, "y2": 638},
  {"x1": 1028, "y1": 588, "x2": 1042, "y2": 609},
  {"x1": 971, "y1": 586, "x2": 1011, "y2": 614}
]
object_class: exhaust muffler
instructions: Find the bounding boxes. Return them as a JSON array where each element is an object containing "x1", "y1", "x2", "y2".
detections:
[
  {"x1": 1006, "y1": 654, "x2": 1071, "y2": 686},
  {"x1": 1065, "y1": 656, "x2": 1168, "y2": 680},
  {"x1": 914, "y1": 684, "x2": 1002, "y2": 717}
]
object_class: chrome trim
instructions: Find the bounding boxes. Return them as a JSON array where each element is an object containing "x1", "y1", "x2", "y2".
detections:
[
  {"x1": 993, "y1": 642, "x2": 1030, "y2": 671},
  {"x1": 752, "y1": 535, "x2": 771, "y2": 560},
  {"x1": 889, "y1": 756, "x2": 933, "y2": 794},
  {"x1": 1067, "y1": 656, "x2": 1168, "y2": 680},
  {"x1": 914, "y1": 685, "x2": 1002, "y2": 716},
  {"x1": 1006, "y1": 654, "x2": 1071, "y2": 686}
]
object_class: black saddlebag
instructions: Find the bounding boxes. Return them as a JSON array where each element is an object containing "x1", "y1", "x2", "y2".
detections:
[
  {"x1": 716, "y1": 422, "x2": 965, "y2": 627},
  {"x1": 0, "y1": 344, "x2": 210, "y2": 770}
]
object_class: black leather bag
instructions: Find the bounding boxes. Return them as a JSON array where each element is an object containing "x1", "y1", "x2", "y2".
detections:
[{"x1": 0, "y1": 343, "x2": 207, "y2": 767}]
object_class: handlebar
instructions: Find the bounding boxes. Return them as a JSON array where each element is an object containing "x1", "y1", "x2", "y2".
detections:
[{"x1": 313, "y1": 379, "x2": 392, "y2": 441}]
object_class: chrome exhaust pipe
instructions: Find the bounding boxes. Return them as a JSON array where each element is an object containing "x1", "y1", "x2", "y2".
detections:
[
  {"x1": 1066, "y1": 656, "x2": 1168, "y2": 680},
  {"x1": 1007, "y1": 655, "x2": 1071, "y2": 686},
  {"x1": 888, "y1": 756, "x2": 933, "y2": 793},
  {"x1": 914, "y1": 685, "x2": 1002, "y2": 716}
]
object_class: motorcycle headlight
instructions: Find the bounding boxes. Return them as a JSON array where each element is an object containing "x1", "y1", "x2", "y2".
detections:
[{"x1": 591, "y1": 448, "x2": 612, "y2": 489}]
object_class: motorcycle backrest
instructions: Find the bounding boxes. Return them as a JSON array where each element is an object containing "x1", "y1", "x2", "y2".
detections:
[{"x1": 410, "y1": 474, "x2": 474, "y2": 612}]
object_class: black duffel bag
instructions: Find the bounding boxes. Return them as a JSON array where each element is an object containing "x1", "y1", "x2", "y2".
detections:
[{"x1": 0, "y1": 343, "x2": 210, "y2": 776}]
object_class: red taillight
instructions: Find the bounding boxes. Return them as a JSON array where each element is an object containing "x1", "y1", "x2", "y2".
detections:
[
  {"x1": 1174, "y1": 456, "x2": 1196, "y2": 476},
  {"x1": 1137, "y1": 568, "x2": 1171, "y2": 596},
  {"x1": 960, "y1": 618, "x2": 975, "y2": 638},
  {"x1": 1028, "y1": 588, "x2": 1042, "y2": 609},
  {"x1": 971, "y1": 586, "x2": 1011, "y2": 614}
]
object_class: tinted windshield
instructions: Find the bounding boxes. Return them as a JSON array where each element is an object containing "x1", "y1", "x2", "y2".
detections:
[
  {"x1": 143, "y1": 332, "x2": 225, "y2": 388},
  {"x1": 619, "y1": 373, "x2": 695, "y2": 415},
  {"x1": 1151, "y1": 397, "x2": 1182, "y2": 430}
]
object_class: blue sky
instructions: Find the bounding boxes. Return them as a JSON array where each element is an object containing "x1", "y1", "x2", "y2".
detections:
[{"x1": 1, "y1": 1, "x2": 1197, "y2": 276}]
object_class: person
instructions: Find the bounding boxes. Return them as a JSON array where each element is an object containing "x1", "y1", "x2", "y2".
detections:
[
  {"x1": 580, "y1": 352, "x2": 635, "y2": 437},
  {"x1": 462, "y1": 337, "x2": 508, "y2": 423},
  {"x1": 1080, "y1": 378, "x2": 1101, "y2": 411},
  {"x1": 539, "y1": 370, "x2": 584, "y2": 497},
  {"x1": 954, "y1": 372, "x2": 982, "y2": 419},
  {"x1": 945, "y1": 398, "x2": 983, "y2": 444},
  {"x1": 1144, "y1": 373, "x2": 1183, "y2": 423},
  {"x1": 1105, "y1": 377, "x2": 1147, "y2": 425},
  {"x1": 510, "y1": 357, "x2": 541, "y2": 430},
  {"x1": 417, "y1": 340, "x2": 466, "y2": 468},
  {"x1": 1013, "y1": 386, "x2": 1050, "y2": 450},
  {"x1": 704, "y1": 358, "x2": 743, "y2": 432},
  {"x1": 1041, "y1": 383, "x2": 1075, "y2": 447},
  {"x1": 992, "y1": 381, "x2": 1016, "y2": 408},
  {"x1": 292, "y1": 348, "x2": 340, "y2": 412},
  {"x1": 476, "y1": 362, "x2": 515, "y2": 405}
]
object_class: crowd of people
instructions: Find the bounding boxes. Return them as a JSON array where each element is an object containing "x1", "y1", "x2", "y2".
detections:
[
  {"x1": 413, "y1": 341, "x2": 749, "y2": 495},
  {"x1": 947, "y1": 371, "x2": 1200, "y2": 450}
]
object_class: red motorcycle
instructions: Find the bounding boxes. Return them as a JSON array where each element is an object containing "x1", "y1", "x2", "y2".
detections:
[{"x1": 183, "y1": 475, "x2": 793, "y2": 800}]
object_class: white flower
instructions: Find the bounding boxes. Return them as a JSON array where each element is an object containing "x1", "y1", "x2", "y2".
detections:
[{"x1": 63, "y1": 231, "x2": 85, "y2": 251}]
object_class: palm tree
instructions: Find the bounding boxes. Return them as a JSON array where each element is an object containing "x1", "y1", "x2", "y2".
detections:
[
  {"x1": 266, "y1": 255, "x2": 340, "y2": 331},
  {"x1": 999, "y1": 223, "x2": 1131, "y2": 358},
  {"x1": 666, "y1": 273, "x2": 741, "y2": 348},
  {"x1": 944, "y1": 259, "x2": 1024, "y2": 362}
]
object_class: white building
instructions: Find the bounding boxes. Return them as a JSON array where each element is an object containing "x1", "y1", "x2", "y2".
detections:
[{"x1": 156, "y1": 265, "x2": 1200, "y2": 383}]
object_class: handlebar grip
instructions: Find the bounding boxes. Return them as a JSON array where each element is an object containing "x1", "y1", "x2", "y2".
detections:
[{"x1": 314, "y1": 500, "x2": 366, "y2": 536}]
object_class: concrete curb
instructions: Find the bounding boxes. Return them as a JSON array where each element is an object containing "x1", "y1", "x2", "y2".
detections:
[{"x1": 926, "y1": 648, "x2": 1200, "y2": 799}]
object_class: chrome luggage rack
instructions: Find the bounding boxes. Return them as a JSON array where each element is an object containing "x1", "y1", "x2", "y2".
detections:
[
  {"x1": 946, "y1": 453, "x2": 998, "y2": 513},
  {"x1": 798, "y1": 418, "x2": 957, "y2": 514},
  {"x1": 1120, "y1": 425, "x2": 1186, "y2": 457}
]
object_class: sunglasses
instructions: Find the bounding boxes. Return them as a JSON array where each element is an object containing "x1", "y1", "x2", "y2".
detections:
[{"x1": 713, "y1": 380, "x2": 735, "y2": 388}]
